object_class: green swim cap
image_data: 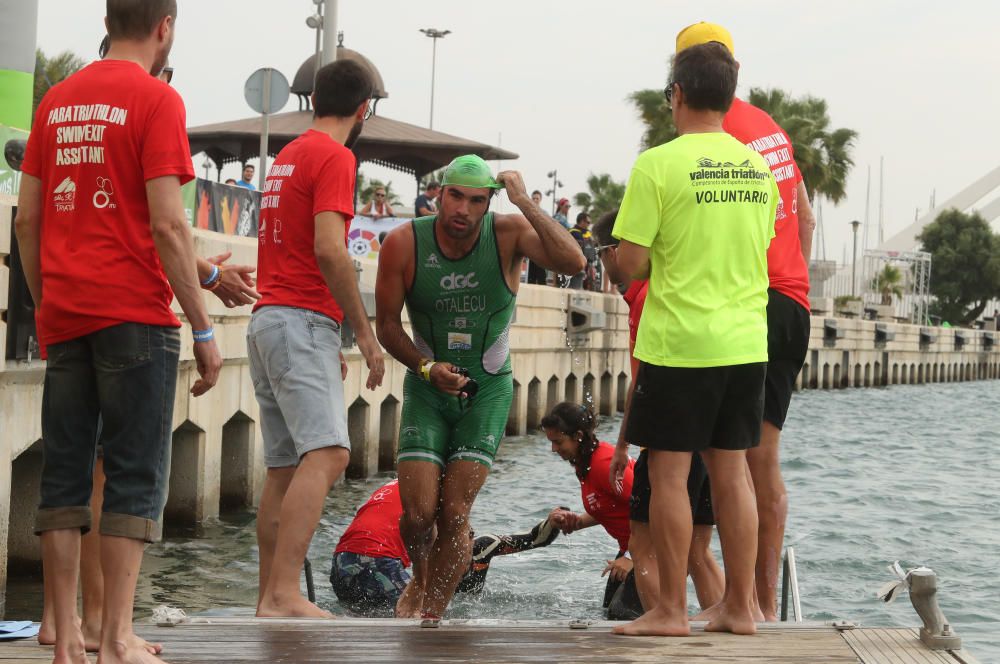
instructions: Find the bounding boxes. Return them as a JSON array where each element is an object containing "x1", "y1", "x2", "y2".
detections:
[{"x1": 441, "y1": 155, "x2": 504, "y2": 190}]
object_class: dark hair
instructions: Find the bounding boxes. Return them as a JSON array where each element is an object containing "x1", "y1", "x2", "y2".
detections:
[
  {"x1": 590, "y1": 208, "x2": 619, "y2": 247},
  {"x1": 576, "y1": 212, "x2": 590, "y2": 224},
  {"x1": 531, "y1": 190, "x2": 542, "y2": 197},
  {"x1": 670, "y1": 42, "x2": 737, "y2": 113},
  {"x1": 426, "y1": 181, "x2": 441, "y2": 191},
  {"x1": 314, "y1": 59, "x2": 374, "y2": 119},
  {"x1": 106, "y1": 0, "x2": 177, "y2": 41},
  {"x1": 541, "y1": 402, "x2": 599, "y2": 480},
  {"x1": 243, "y1": 164, "x2": 255, "y2": 171}
]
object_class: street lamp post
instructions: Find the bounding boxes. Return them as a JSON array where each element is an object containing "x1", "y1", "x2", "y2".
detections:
[
  {"x1": 419, "y1": 28, "x2": 450, "y2": 129},
  {"x1": 850, "y1": 220, "x2": 861, "y2": 297},
  {"x1": 545, "y1": 169, "x2": 563, "y2": 215}
]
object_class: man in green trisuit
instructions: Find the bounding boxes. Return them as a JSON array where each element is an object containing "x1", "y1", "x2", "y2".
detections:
[{"x1": 375, "y1": 155, "x2": 585, "y2": 620}]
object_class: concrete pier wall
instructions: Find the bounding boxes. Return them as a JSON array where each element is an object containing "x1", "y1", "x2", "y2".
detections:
[{"x1": 1, "y1": 201, "x2": 998, "y2": 614}]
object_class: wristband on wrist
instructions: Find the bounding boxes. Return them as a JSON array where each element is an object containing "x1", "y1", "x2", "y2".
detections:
[
  {"x1": 418, "y1": 358, "x2": 435, "y2": 382},
  {"x1": 201, "y1": 264, "x2": 221, "y2": 288},
  {"x1": 192, "y1": 327, "x2": 214, "y2": 343}
]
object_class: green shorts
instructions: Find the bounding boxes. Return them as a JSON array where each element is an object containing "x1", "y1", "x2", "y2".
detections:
[{"x1": 397, "y1": 371, "x2": 513, "y2": 469}]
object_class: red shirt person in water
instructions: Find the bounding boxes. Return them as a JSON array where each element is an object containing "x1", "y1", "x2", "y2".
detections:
[
  {"x1": 15, "y1": 1, "x2": 222, "y2": 660},
  {"x1": 543, "y1": 403, "x2": 644, "y2": 619},
  {"x1": 330, "y1": 480, "x2": 560, "y2": 616},
  {"x1": 678, "y1": 21, "x2": 817, "y2": 622}
]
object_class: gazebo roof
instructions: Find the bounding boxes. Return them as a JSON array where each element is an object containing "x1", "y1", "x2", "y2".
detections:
[
  {"x1": 290, "y1": 47, "x2": 389, "y2": 101},
  {"x1": 188, "y1": 112, "x2": 518, "y2": 179}
]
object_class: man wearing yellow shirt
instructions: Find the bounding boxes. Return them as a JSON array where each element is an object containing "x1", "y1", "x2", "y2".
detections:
[{"x1": 611, "y1": 42, "x2": 777, "y2": 637}]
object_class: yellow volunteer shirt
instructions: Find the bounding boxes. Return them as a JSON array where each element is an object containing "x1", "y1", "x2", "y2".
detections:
[{"x1": 612, "y1": 132, "x2": 778, "y2": 368}]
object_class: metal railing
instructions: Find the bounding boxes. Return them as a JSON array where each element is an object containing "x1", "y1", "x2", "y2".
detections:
[{"x1": 780, "y1": 546, "x2": 802, "y2": 622}]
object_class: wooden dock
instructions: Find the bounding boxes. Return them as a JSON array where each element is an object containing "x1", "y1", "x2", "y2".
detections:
[{"x1": 0, "y1": 617, "x2": 982, "y2": 663}]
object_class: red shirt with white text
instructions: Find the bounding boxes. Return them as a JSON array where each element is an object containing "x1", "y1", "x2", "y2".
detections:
[
  {"x1": 335, "y1": 480, "x2": 410, "y2": 566},
  {"x1": 723, "y1": 98, "x2": 810, "y2": 310},
  {"x1": 579, "y1": 442, "x2": 635, "y2": 553},
  {"x1": 622, "y1": 279, "x2": 649, "y2": 378},
  {"x1": 21, "y1": 60, "x2": 192, "y2": 345},
  {"x1": 254, "y1": 129, "x2": 355, "y2": 322}
]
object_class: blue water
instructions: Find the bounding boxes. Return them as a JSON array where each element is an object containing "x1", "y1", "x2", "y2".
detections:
[{"x1": 8, "y1": 381, "x2": 999, "y2": 659}]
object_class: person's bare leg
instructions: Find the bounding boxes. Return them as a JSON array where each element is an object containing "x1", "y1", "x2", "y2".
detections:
[
  {"x1": 41, "y1": 529, "x2": 87, "y2": 664},
  {"x1": 255, "y1": 466, "x2": 296, "y2": 609},
  {"x1": 746, "y1": 421, "x2": 787, "y2": 622},
  {"x1": 80, "y1": 458, "x2": 105, "y2": 651},
  {"x1": 688, "y1": 524, "x2": 724, "y2": 611},
  {"x1": 627, "y1": 521, "x2": 658, "y2": 612},
  {"x1": 96, "y1": 535, "x2": 167, "y2": 664},
  {"x1": 614, "y1": 451, "x2": 692, "y2": 636},
  {"x1": 257, "y1": 447, "x2": 348, "y2": 617},
  {"x1": 421, "y1": 461, "x2": 490, "y2": 618},
  {"x1": 395, "y1": 461, "x2": 443, "y2": 618},
  {"x1": 700, "y1": 448, "x2": 758, "y2": 635},
  {"x1": 38, "y1": 564, "x2": 57, "y2": 645}
]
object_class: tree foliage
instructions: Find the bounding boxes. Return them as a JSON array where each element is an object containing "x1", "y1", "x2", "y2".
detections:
[
  {"x1": 628, "y1": 84, "x2": 857, "y2": 204},
  {"x1": 917, "y1": 208, "x2": 1000, "y2": 325},
  {"x1": 871, "y1": 264, "x2": 904, "y2": 305},
  {"x1": 34, "y1": 48, "x2": 86, "y2": 122},
  {"x1": 747, "y1": 88, "x2": 857, "y2": 203},
  {"x1": 356, "y1": 173, "x2": 402, "y2": 205},
  {"x1": 573, "y1": 173, "x2": 626, "y2": 219}
]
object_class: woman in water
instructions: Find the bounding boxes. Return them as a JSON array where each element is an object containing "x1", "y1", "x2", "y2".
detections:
[{"x1": 542, "y1": 402, "x2": 642, "y2": 619}]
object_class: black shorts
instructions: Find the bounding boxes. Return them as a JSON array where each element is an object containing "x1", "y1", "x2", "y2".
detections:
[
  {"x1": 626, "y1": 361, "x2": 766, "y2": 452},
  {"x1": 629, "y1": 449, "x2": 714, "y2": 526},
  {"x1": 764, "y1": 289, "x2": 811, "y2": 430}
]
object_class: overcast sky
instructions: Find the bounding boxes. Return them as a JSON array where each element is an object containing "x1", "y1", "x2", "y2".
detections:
[{"x1": 34, "y1": 0, "x2": 1000, "y2": 260}]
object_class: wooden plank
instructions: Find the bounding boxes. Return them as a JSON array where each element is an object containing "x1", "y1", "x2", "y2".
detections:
[
  {"x1": 0, "y1": 620, "x2": 860, "y2": 663},
  {"x1": 841, "y1": 627, "x2": 968, "y2": 664}
]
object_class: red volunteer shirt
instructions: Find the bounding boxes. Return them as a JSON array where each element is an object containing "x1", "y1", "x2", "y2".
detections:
[
  {"x1": 335, "y1": 480, "x2": 410, "y2": 566},
  {"x1": 723, "y1": 98, "x2": 811, "y2": 311},
  {"x1": 622, "y1": 279, "x2": 649, "y2": 379},
  {"x1": 254, "y1": 129, "x2": 355, "y2": 322},
  {"x1": 21, "y1": 60, "x2": 192, "y2": 345},
  {"x1": 579, "y1": 442, "x2": 635, "y2": 553}
]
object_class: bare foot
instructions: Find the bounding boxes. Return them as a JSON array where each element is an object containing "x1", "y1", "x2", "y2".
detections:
[
  {"x1": 52, "y1": 629, "x2": 89, "y2": 664},
  {"x1": 256, "y1": 592, "x2": 333, "y2": 618},
  {"x1": 753, "y1": 605, "x2": 767, "y2": 623},
  {"x1": 691, "y1": 602, "x2": 720, "y2": 622},
  {"x1": 761, "y1": 609, "x2": 779, "y2": 622},
  {"x1": 612, "y1": 606, "x2": 690, "y2": 637},
  {"x1": 96, "y1": 638, "x2": 170, "y2": 664},
  {"x1": 395, "y1": 581, "x2": 425, "y2": 619},
  {"x1": 38, "y1": 622, "x2": 56, "y2": 646},
  {"x1": 705, "y1": 605, "x2": 757, "y2": 635}
]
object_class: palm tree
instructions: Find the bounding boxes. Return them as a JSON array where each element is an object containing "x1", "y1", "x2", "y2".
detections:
[
  {"x1": 573, "y1": 173, "x2": 626, "y2": 219},
  {"x1": 628, "y1": 84, "x2": 857, "y2": 206},
  {"x1": 357, "y1": 175, "x2": 401, "y2": 206},
  {"x1": 34, "y1": 48, "x2": 86, "y2": 122},
  {"x1": 628, "y1": 89, "x2": 678, "y2": 151},
  {"x1": 872, "y1": 264, "x2": 904, "y2": 305},
  {"x1": 747, "y1": 88, "x2": 857, "y2": 204}
]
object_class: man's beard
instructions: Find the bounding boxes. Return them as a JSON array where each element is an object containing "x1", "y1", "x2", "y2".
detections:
[{"x1": 345, "y1": 119, "x2": 364, "y2": 150}]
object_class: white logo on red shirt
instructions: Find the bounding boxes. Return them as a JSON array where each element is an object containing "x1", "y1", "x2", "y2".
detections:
[
  {"x1": 92, "y1": 177, "x2": 116, "y2": 210},
  {"x1": 52, "y1": 177, "x2": 76, "y2": 212}
]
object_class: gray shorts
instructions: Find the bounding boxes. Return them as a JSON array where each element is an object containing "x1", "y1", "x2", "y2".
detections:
[{"x1": 248, "y1": 306, "x2": 350, "y2": 468}]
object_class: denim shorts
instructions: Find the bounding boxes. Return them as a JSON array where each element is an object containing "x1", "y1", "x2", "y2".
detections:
[
  {"x1": 35, "y1": 323, "x2": 180, "y2": 542},
  {"x1": 247, "y1": 306, "x2": 350, "y2": 467},
  {"x1": 330, "y1": 551, "x2": 411, "y2": 617}
]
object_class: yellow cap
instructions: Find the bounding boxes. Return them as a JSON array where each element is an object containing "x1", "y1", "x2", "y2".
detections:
[{"x1": 675, "y1": 22, "x2": 735, "y2": 56}]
